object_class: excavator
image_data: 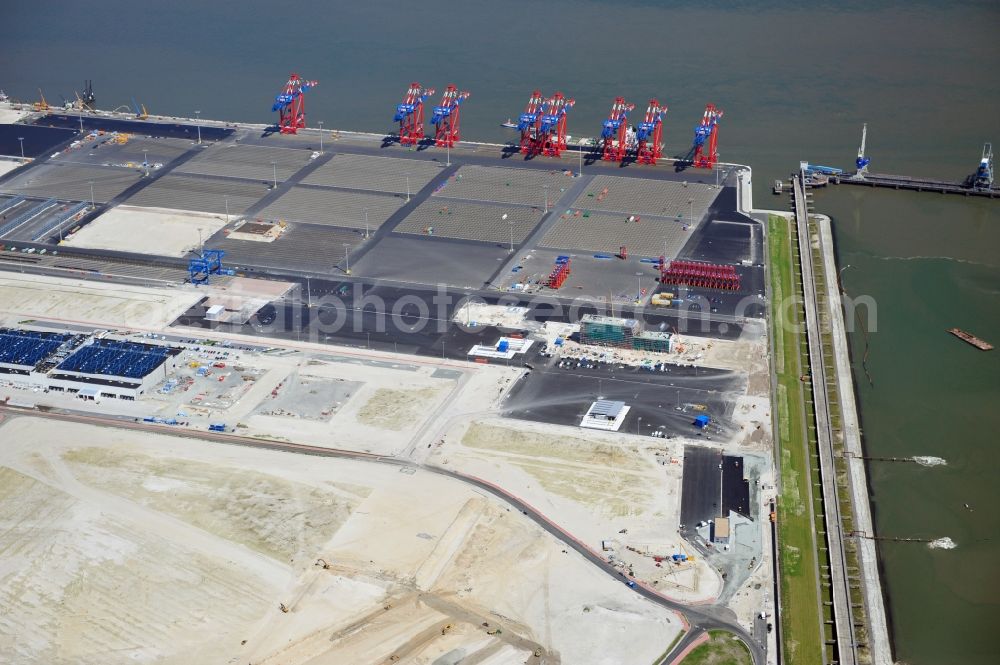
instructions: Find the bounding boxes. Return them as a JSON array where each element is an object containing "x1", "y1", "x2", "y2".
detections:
[{"x1": 33, "y1": 89, "x2": 49, "y2": 112}]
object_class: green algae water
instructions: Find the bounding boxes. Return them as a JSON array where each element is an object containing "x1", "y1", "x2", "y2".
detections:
[{"x1": 1, "y1": 1, "x2": 998, "y2": 662}]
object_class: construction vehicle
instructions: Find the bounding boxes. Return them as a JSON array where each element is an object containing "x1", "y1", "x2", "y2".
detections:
[
  {"x1": 81, "y1": 80, "x2": 95, "y2": 109},
  {"x1": 131, "y1": 97, "x2": 148, "y2": 120},
  {"x1": 441, "y1": 624, "x2": 453, "y2": 635},
  {"x1": 33, "y1": 89, "x2": 50, "y2": 112}
]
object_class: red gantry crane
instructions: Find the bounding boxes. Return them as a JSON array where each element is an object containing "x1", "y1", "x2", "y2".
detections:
[
  {"x1": 394, "y1": 83, "x2": 436, "y2": 145},
  {"x1": 431, "y1": 85, "x2": 471, "y2": 148},
  {"x1": 600, "y1": 97, "x2": 636, "y2": 163},
  {"x1": 636, "y1": 98, "x2": 667, "y2": 165},
  {"x1": 271, "y1": 73, "x2": 318, "y2": 135},
  {"x1": 690, "y1": 103, "x2": 723, "y2": 169},
  {"x1": 517, "y1": 90, "x2": 546, "y2": 155},
  {"x1": 536, "y1": 92, "x2": 576, "y2": 157}
]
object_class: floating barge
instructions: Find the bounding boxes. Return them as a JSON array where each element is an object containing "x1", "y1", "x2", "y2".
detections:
[{"x1": 947, "y1": 328, "x2": 993, "y2": 351}]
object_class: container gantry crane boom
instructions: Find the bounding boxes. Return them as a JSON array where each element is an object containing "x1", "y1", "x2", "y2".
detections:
[
  {"x1": 600, "y1": 97, "x2": 636, "y2": 162},
  {"x1": 431, "y1": 85, "x2": 471, "y2": 148},
  {"x1": 855, "y1": 122, "x2": 870, "y2": 176},
  {"x1": 972, "y1": 142, "x2": 993, "y2": 190},
  {"x1": 537, "y1": 92, "x2": 575, "y2": 158},
  {"x1": 691, "y1": 103, "x2": 723, "y2": 169},
  {"x1": 271, "y1": 73, "x2": 318, "y2": 135},
  {"x1": 518, "y1": 90, "x2": 546, "y2": 155},
  {"x1": 394, "y1": 83, "x2": 436, "y2": 145},
  {"x1": 635, "y1": 98, "x2": 667, "y2": 165}
]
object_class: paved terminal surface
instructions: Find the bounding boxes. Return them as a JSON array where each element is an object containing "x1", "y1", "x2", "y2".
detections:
[
  {"x1": 3, "y1": 113, "x2": 766, "y2": 334},
  {"x1": 501, "y1": 359, "x2": 743, "y2": 440}
]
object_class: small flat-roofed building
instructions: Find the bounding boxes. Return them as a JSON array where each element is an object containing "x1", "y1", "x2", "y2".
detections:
[
  {"x1": 580, "y1": 399, "x2": 630, "y2": 431},
  {"x1": 712, "y1": 516, "x2": 730, "y2": 545}
]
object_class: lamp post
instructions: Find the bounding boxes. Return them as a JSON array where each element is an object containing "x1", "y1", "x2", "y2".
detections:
[
  {"x1": 543, "y1": 185, "x2": 549, "y2": 213},
  {"x1": 343, "y1": 243, "x2": 351, "y2": 274},
  {"x1": 318, "y1": 120, "x2": 324, "y2": 153},
  {"x1": 271, "y1": 162, "x2": 277, "y2": 189},
  {"x1": 195, "y1": 110, "x2": 201, "y2": 144},
  {"x1": 406, "y1": 175, "x2": 411, "y2": 202},
  {"x1": 688, "y1": 198, "x2": 694, "y2": 223},
  {"x1": 364, "y1": 207, "x2": 369, "y2": 239},
  {"x1": 446, "y1": 141, "x2": 451, "y2": 167},
  {"x1": 17, "y1": 137, "x2": 24, "y2": 161},
  {"x1": 578, "y1": 143, "x2": 583, "y2": 175},
  {"x1": 224, "y1": 196, "x2": 230, "y2": 223},
  {"x1": 637, "y1": 416, "x2": 642, "y2": 436},
  {"x1": 88, "y1": 181, "x2": 95, "y2": 207},
  {"x1": 503, "y1": 213, "x2": 512, "y2": 253}
]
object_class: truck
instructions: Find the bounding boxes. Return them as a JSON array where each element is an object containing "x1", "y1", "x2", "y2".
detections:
[{"x1": 208, "y1": 423, "x2": 227, "y2": 432}]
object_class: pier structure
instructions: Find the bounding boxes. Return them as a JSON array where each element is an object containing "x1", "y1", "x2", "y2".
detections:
[
  {"x1": 793, "y1": 171, "x2": 893, "y2": 664},
  {"x1": 835, "y1": 171, "x2": 999, "y2": 197}
]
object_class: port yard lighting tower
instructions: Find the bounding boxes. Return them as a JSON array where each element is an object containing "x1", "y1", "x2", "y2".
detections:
[
  {"x1": 517, "y1": 90, "x2": 546, "y2": 155},
  {"x1": 17, "y1": 137, "x2": 24, "y2": 161},
  {"x1": 691, "y1": 103, "x2": 723, "y2": 169},
  {"x1": 636, "y1": 98, "x2": 667, "y2": 165},
  {"x1": 271, "y1": 73, "x2": 318, "y2": 135},
  {"x1": 394, "y1": 83, "x2": 435, "y2": 146},
  {"x1": 600, "y1": 97, "x2": 635, "y2": 163},
  {"x1": 431, "y1": 85, "x2": 470, "y2": 148},
  {"x1": 195, "y1": 110, "x2": 201, "y2": 144},
  {"x1": 537, "y1": 92, "x2": 576, "y2": 158},
  {"x1": 855, "y1": 123, "x2": 870, "y2": 177}
]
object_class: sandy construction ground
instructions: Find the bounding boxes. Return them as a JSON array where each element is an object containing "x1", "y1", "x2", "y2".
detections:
[
  {"x1": 61, "y1": 205, "x2": 228, "y2": 257},
  {"x1": 231, "y1": 355, "x2": 515, "y2": 456},
  {"x1": 429, "y1": 418, "x2": 722, "y2": 602},
  {"x1": 0, "y1": 159, "x2": 21, "y2": 177},
  {"x1": 0, "y1": 105, "x2": 30, "y2": 125},
  {"x1": 0, "y1": 273, "x2": 201, "y2": 329},
  {"x1": 0, "y1": 415, "x2": 682, "y2": 665}
]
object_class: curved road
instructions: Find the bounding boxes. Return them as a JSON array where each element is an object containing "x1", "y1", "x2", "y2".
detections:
[{"x1": 0, "y1": 404, "x2": 763, "y2": 664}]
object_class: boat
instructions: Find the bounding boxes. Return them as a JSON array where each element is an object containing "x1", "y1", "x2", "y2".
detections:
[
  {"x1": 773, "y1": 179, "x2": 783, "y2": 195},
  {"x1": 500, "y1": 118, "x2": 517, "y2": 129},
  {"x1": 947, "y1": 328, "x2": 993, "y2": 351}
]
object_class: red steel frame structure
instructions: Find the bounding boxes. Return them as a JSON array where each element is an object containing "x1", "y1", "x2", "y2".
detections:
[
  {"x1": 272, "y1": 73, "x2": 317, "y2": 135},
  {"x1": 537, "y1": 92, "x2": 575, "y2": 157},
  {"x1": 692, "y1": 103, "x2": 723, "y2": 169},
  {"x1": 660, "y1": 259, "x2": 740, "y2": 290},
  {"x1": 518, "y1": 90, "x2": 546, "y2": 155},
  {"x1": 395, "y1": 82, "x2": 435, "y2": 145},
  {"x1": 432, "y1": 85, "x2": 470, "y2": 148},
  {"x1": 600, "y1": 96, "x2": 635, "y2": 162},
  {"x1": 636, "y1": 98, "x2": 666, "y2": 165}
]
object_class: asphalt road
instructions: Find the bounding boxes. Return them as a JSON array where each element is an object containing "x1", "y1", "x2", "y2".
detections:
[{"x1": 0, "y1": 403, "x2": 764, "y2": 664}]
